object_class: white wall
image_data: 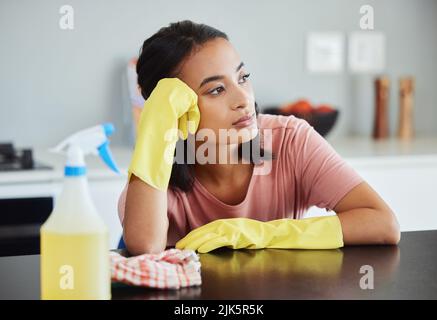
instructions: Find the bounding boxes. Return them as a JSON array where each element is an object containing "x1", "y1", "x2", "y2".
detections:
[{"x1": 1, "y1": 0, "x2": 437, "y2": 148}]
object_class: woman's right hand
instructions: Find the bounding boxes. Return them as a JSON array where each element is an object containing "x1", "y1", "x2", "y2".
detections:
[
  {"x1": 142, "y1": 78, "x2": 200, "y2": 139},
  {"x1": 128, "y1": 77, "x2": 200, "y2": 191}
]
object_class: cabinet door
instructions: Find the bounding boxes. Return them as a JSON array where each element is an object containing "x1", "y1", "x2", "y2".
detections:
[
  {"x1": 0, "y1": 178, "x2": 126, "y2": 250},
  {"x1": 351, "y1": 160, "x2": 437, "y2": 232},
  {"x1": 305, "y1": 157, "x2": 437, "y2": 232}
]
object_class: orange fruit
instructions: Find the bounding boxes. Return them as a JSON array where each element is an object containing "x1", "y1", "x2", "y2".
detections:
[
  {"x1": 315, "y1": 104, "x2": 335, "y2": 113},
  {"x1": 290, "y1": 99, "x2": 312, "y2": 114}
]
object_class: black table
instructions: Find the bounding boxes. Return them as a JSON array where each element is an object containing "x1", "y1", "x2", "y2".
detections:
[{"x1": 1, "y1": 230, "x2": 437, "y2": 300}]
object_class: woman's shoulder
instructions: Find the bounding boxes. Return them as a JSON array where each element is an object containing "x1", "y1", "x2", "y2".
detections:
[
  {"x1": 257, "y1": 113, "x2": 308, "y2": 131},
  {"x1": 257, "y1": 113, "x2": 319, "y2": 160}
]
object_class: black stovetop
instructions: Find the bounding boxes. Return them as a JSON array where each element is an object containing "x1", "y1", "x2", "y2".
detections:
[{"x1": 0, "y1": 142, "x2": 52, "y2": 172}]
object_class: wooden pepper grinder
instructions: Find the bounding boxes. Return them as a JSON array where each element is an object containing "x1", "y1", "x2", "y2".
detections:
[
  {"x1": 397, "y1": 76, "x2": 415, "y2": 140},
  {"x1": 373, "y1": 76, "x2": 390, "y2": 140}
]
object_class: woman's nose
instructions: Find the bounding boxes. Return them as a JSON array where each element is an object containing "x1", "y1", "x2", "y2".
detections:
[{"x1": 230, "y1": 84, "x2": 252, "y2": 111}]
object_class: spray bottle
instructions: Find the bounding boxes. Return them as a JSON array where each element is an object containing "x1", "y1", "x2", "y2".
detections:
[{"x1": 40, "y1": 123, "x2": 120, "y2": 300}]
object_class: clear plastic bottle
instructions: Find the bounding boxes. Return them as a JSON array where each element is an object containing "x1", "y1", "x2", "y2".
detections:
[{"x1": 40, "y1": 124, "x2": 119, "y2": 300}]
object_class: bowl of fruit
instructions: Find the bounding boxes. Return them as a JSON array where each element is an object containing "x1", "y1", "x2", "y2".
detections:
[{"x1": 262, "y1": 99, "x2": 339, "y2": 137}]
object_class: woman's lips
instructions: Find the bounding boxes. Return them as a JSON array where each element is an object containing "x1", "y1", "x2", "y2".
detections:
[{"x1": 233, "y1": 113, "x2": 255, "y2": 128}]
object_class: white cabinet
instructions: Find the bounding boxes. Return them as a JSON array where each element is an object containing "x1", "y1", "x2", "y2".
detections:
[
  {"x1": 88, "y1": 178, "x2": 125, "y2": 248},
  {"x1": 306, "y1": 155, "x2": 437, "y2": 232},
  {"x1": 1, "y1": 140, "x2": 437, "y2": 254},
  {"x1": 0, "y1": 177, "x2": 126, "y2": 249},
  {"x1": 0, "y1": 146, "x2": 132, "y2": 250}
]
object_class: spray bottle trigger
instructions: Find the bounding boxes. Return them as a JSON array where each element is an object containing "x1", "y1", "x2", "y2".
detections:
[{"x1": 98, "y1": 141, "x2": 120, "y2": 174}]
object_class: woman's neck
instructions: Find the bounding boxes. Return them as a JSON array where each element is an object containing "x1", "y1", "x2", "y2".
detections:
[{"x1": 192, "y1": 142, "x2": 253, "y2": 186}]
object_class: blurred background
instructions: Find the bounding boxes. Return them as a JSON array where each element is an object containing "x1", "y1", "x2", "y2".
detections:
[
  {"x1": 1, "y1": 0, "x2": 437, "y2": 145},
  {"x1": 1, "y1": 0, "x2": 436, "y2": 255}
]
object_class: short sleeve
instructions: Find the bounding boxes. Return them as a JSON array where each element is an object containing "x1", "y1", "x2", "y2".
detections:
[
  {"x1": 290, "y1": 120, "x2": 364, "y2": 211},
  {"x1": 166, "y1": 188, "x2": 189, "y2": 246}
]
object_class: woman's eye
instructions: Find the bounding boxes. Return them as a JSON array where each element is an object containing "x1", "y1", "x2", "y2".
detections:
[
  {"x1": 209, "y1": 86, "x2": 224, "y2": 96},
  {"x1": 208, "y1": 73, "x2": 251, "y2": 96},
  {"x1": 239, "y1": 73, "x2": 251, "y2": 84}
]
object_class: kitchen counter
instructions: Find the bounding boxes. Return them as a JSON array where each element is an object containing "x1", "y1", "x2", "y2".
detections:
[
  {"x1": 0, "y1": 147, "x2": 134, "y2": 250},
  {"x1": 326, "y1": 136, "x2": 437, "y2": 169},
  {"x1": 0, "y1": 146, "x2": 132, "y2": 185},
  {"x1": 1, "y1": 136, "x2": 437, "y2": 185},
  {"x1": 327, "y1": 136, "x2": 437, "y2": 159},
  {"x1": 0, "y1": 230, "x2": 436, "y2": 300},
  {"x1": 1, "y1": 136, "x2": 437, "y2": 243}
]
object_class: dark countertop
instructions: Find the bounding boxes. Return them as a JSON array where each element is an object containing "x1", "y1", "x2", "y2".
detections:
[{"x1": 1, "y1": 230, "x2": 437, "y2": 300}]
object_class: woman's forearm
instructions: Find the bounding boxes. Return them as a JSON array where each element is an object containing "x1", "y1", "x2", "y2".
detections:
[
  {"x1": 337, "y1": 208, "x2": 401, "y2": 245},
  {"x1": 123, "y1": 175, "x2": 169, "y2": 255}
]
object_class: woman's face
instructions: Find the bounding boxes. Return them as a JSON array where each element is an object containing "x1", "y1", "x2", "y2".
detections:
[{"x1": 176, "y1": 38, "x2": 258, "y2": 145}]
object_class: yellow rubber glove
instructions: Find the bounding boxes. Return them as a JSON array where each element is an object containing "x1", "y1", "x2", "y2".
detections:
[
  {"x1": 175, "y1": 216, "x2": 344, "y2": 253},
  {"x1": 128, "y1": 78, "x2": 200, "y2": 190}
]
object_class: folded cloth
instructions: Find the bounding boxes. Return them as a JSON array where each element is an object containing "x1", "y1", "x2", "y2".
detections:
[{"x1": 110, "y1": 249, "x2": 202, "y2": 289}]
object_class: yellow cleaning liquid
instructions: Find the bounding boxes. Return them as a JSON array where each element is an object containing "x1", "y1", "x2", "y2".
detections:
[
  {"x1": 40, "y1": 230, "x2": 110, "y2": 300},
  {"x1": 40, "y1": 176, "x2": 111, "y2": 300},
  {"x1": 42, "y1": 123, "x2": 119, "y2": 300}
]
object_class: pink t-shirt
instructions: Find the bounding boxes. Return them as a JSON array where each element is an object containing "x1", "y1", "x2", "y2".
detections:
[{"x1": 118, "y1": 114, "x2": 363, "y2": 246}]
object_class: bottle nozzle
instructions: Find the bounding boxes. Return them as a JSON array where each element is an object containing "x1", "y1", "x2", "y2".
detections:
[
  {"x1": 51, "y1": 123, "x2": 121, "y2": 175},
  {"x1": 103, "y1": 123, "x2": 115, "y2": 137}
]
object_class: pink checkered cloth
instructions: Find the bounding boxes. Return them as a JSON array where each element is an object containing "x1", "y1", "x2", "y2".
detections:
[{"x1": 109, "y1": 249, "x2": 202, "y2": 289}]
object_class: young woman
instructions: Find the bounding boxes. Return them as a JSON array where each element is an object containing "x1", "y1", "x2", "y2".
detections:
[{"x1": 118, "y1": 20, "x2": 400, "y2": 255}]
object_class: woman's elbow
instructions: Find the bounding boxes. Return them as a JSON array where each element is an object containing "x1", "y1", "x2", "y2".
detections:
[
  {"x1": 382, "y1": 213, "x2": 401, "y2": 245},
  {"x1": 125, "y1": 239, "x2": 167, "y2": 255},
  {"x1": 123, "y1": 229, "x2": 168, "y2": 255}
]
